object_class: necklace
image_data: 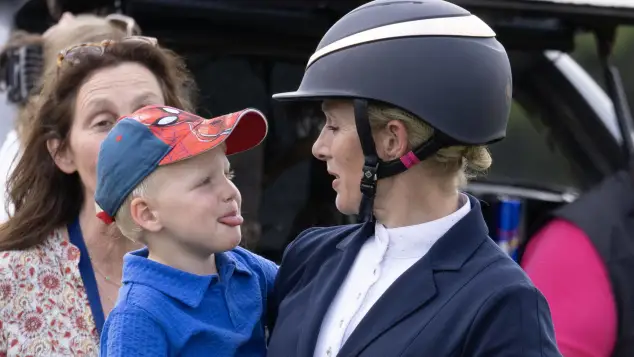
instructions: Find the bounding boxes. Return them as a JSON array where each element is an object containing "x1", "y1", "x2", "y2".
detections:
[
  {"x1": 91, "y1": 261, "x2": 121, "y2": 308},
  {"x1": 90, "y1": 257, "x2": 122, "y2": 288},
  {"x1": 94, "y1": 267, "x2": 122, "y2": 288}
]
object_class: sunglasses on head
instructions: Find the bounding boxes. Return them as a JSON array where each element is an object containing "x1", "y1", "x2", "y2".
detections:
[{"x1": 56, "y1": 36, "x2": 158, "y2": 68}]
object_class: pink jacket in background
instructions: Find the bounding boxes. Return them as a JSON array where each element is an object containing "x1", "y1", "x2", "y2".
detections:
[{"x1": 521, "y1": 219, "x2": 617, "y2": 357}]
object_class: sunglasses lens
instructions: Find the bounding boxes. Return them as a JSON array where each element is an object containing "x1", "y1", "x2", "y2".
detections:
[
  {"x1": 64, "y1": 46, "x2": 104, "y2": 64},
  {"x1": 57, "y1": 35, "x2": 156, "y2": 68}
]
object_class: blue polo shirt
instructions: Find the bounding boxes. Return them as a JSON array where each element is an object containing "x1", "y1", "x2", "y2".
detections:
[{"x1": 100, "y1": 247, "x2": 278, "y2": 357}]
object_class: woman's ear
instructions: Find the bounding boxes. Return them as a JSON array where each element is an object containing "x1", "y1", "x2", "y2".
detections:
[
  {"x1": 130, "y1": 197, "x2": 162, "y2": 233},
  {"x1": 377, "y1": 120, "x2": 410, "y2": 160},
  {"x1": 47, "y1": 138, "x2": 77, "y2": 174}
]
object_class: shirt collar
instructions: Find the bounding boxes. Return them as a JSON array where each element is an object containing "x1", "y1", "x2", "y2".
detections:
[
  {"x1": 122, "y1": 248, "x2": 251, "y2": 308},
  {"x1": 374, "y1": 193, "x2": 471, "y2": 259},
  {"x1": 338, "y1": 194, "x2": 489, "y2": 270}
]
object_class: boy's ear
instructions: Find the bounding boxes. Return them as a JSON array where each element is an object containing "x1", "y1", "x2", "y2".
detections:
[{"x1": 130, "y1": 197, "x2": 162, "y2": 232}]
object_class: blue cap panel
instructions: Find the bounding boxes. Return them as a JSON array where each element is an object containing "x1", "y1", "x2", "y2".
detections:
[{"x1": 95, "y1": 118, "x2": 172, "y2": 218}]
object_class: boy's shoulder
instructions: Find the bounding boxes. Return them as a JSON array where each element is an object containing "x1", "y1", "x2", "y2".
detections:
[
  {"x1": 104, "y1": 288, "x2": 167, "y2": 334},
  {"x1": 111, "y1": 282, "x2": 189, "y2": 337},
  {"x1": 116, "y1": 283, "x2": 170, "y2": 315},
  {"x1": 108, "y1": 294, "x2": 154, "y2": 317}
]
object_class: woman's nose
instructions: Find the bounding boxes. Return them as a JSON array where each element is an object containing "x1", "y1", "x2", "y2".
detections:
[{"x1": 312, "y1": 133, "x2": 329, "y2": 161}]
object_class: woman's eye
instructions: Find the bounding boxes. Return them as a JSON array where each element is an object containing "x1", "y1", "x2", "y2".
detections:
[
  {"x1": 326, "y1": 125, "x2": 339, "y2": 132},
  {"x1": 200, "y1": 177, "x2": 211, "y2": 186},
  {"x1": 92, "y1": 114, "x2": 115, "y2": 129},
  {"x1": 96, "y1": 120, "x2": 114, "y2": 128}
]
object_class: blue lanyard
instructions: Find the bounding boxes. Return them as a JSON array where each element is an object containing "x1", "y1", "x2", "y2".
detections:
[{"x1": 67, "y1": 217, "x2": 105, "y2": 336}]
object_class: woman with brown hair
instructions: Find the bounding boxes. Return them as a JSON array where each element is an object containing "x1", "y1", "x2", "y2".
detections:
[
  {"x1": 0, "y1": 12, "x2": 139, "y2": 222},
  {"x1": 0, "y1": 36, "x2": 196, "y2": 355}
]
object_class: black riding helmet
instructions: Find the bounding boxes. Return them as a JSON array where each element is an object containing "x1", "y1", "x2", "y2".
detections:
[{"x1": 273, "y1": 0, "x2": 512, "y2": 221}]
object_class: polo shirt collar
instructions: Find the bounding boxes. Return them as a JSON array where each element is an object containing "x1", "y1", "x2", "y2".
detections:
[{"x1": 122, "y1": 248, "x2": 251, "y2": 308}]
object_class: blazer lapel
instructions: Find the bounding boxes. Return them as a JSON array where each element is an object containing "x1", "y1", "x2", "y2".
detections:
[
  {"x1": 337, "y1": 195, "x2": 489, "y2": 357},
  {"x1": 337, "y1": 258, "x2": 437, "y2": 357},
  {"x1": 296, "y1": 222, "x2": 374, "y2": 357}
]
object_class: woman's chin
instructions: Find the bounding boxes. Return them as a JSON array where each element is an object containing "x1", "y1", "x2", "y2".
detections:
[{"x1": 335, "y1": 195, "x2": 359, "y2": 216}]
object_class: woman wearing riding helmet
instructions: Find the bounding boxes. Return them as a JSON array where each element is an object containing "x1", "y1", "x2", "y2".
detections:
[{"x1": 266, "y1": 1, "x2": 562, "y2": 356}]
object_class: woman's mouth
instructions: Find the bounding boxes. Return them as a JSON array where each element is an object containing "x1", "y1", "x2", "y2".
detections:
[{"x1": 328, "y1": 171, "x2": 340, "y2": 189}]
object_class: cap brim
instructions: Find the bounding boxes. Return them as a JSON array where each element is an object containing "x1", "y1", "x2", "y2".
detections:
[
  {"x1": 224, "y1": 109, "x2": 268, "y2": 155},
  {"x1": 158, "y1": 108, "x2": 268, "y2": 165}
]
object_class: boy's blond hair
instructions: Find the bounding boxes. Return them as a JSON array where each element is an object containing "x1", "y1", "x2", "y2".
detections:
[{"x1": 114, "y1": 170, "x2": 162, "y2": 242}]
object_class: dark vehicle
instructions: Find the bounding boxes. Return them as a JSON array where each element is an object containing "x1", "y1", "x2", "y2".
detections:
[{"x1": 8, "y1": 0, "x2": 634, "y2": 262}]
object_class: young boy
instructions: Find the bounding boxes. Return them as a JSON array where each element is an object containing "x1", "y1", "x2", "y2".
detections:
[{"x1": 94, "y1": 105, "x2": 278, "y2": 357}]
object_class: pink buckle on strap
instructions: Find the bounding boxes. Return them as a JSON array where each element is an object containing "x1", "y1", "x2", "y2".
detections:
[{"x1": 399, "y1": 151, "x2": 420, "y2": 168}]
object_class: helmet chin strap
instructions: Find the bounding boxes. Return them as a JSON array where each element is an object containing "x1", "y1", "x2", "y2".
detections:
[
  {"x1": 354, "y1": 99, "x2": 379, "y2": 222},
  {"x1": 353, "y1": 99, "x2": 453, "y2": 222}
]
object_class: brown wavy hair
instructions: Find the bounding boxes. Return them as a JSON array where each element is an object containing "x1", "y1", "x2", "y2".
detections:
[{"x1": 0, "y1": 40, "x2": 197, "y2": 250}]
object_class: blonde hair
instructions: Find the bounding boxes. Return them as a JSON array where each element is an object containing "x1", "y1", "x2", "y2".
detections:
[
  {"x1": 3, "y1": 14, "x2": 128, "y2": 142},
  {"x1": 114, "y1": 170, "x2": 161, "y2": 242},
  {"x1": 367, "y1": 103, "x2": 492, "y2": 189}
]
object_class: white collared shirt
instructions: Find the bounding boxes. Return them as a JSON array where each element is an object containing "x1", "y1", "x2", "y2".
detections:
[{"x1": 313, "y1": 194, "x2": 471, "y2": 357}]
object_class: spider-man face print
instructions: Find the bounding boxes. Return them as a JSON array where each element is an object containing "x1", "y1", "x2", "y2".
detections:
[{"x1": 121, "y1": 105, "x2": 268, "y2": 165}]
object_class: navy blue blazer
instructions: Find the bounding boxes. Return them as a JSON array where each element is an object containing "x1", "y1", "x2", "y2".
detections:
[{"x1": 267, "y1": 195, "x2": 562, "y2": 357}]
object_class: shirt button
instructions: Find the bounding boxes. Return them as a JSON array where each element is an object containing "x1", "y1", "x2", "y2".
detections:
[
  {"x1": 373, "y1": 268, "x2": 377, "y2": 275},
  {"x1": 339, "y1": 319, "x2": 344, "y2": 327},
  {"x1": 357, "y1": 292, "x2": 362, "y2": 299},
  {"x1": 327, "y1": 347, "x2": 332, "y2": 356}
]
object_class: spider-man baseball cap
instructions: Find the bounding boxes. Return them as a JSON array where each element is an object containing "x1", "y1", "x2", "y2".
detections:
[{"x1": 94, "y1": 105, "x2": 268, "y2": 224}]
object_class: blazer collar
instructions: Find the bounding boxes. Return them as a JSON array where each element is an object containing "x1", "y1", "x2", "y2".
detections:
[{"x1": 337, "y1": 194, "x2": 489, "y2": 271}]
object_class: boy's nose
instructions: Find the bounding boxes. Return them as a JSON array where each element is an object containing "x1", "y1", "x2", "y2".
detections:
[{"x1": 224, "y1": 181, "x2": 242, "y2": 205}]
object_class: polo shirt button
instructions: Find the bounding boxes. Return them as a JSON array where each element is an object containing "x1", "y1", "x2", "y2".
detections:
[{"x1": 327, "y1": 347, "x2": 332, "y2": 356}]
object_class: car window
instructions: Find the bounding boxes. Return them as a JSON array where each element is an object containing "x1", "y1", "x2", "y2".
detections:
[{"x1": 486, "y1": 99, "x2": 580, "y2": 189}]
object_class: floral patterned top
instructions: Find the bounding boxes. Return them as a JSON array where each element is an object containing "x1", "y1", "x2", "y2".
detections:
[{"x1": 0, "y1": 228, "x2": 98, "y2": 356}]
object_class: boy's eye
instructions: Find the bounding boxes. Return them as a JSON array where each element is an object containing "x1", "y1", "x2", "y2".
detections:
[
  {"x1": 200, "y1": 177, "x2": 211, "y2": 186},
  {"x1": 326, "y1": 125, "x2": 339, "y2": 132}
]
